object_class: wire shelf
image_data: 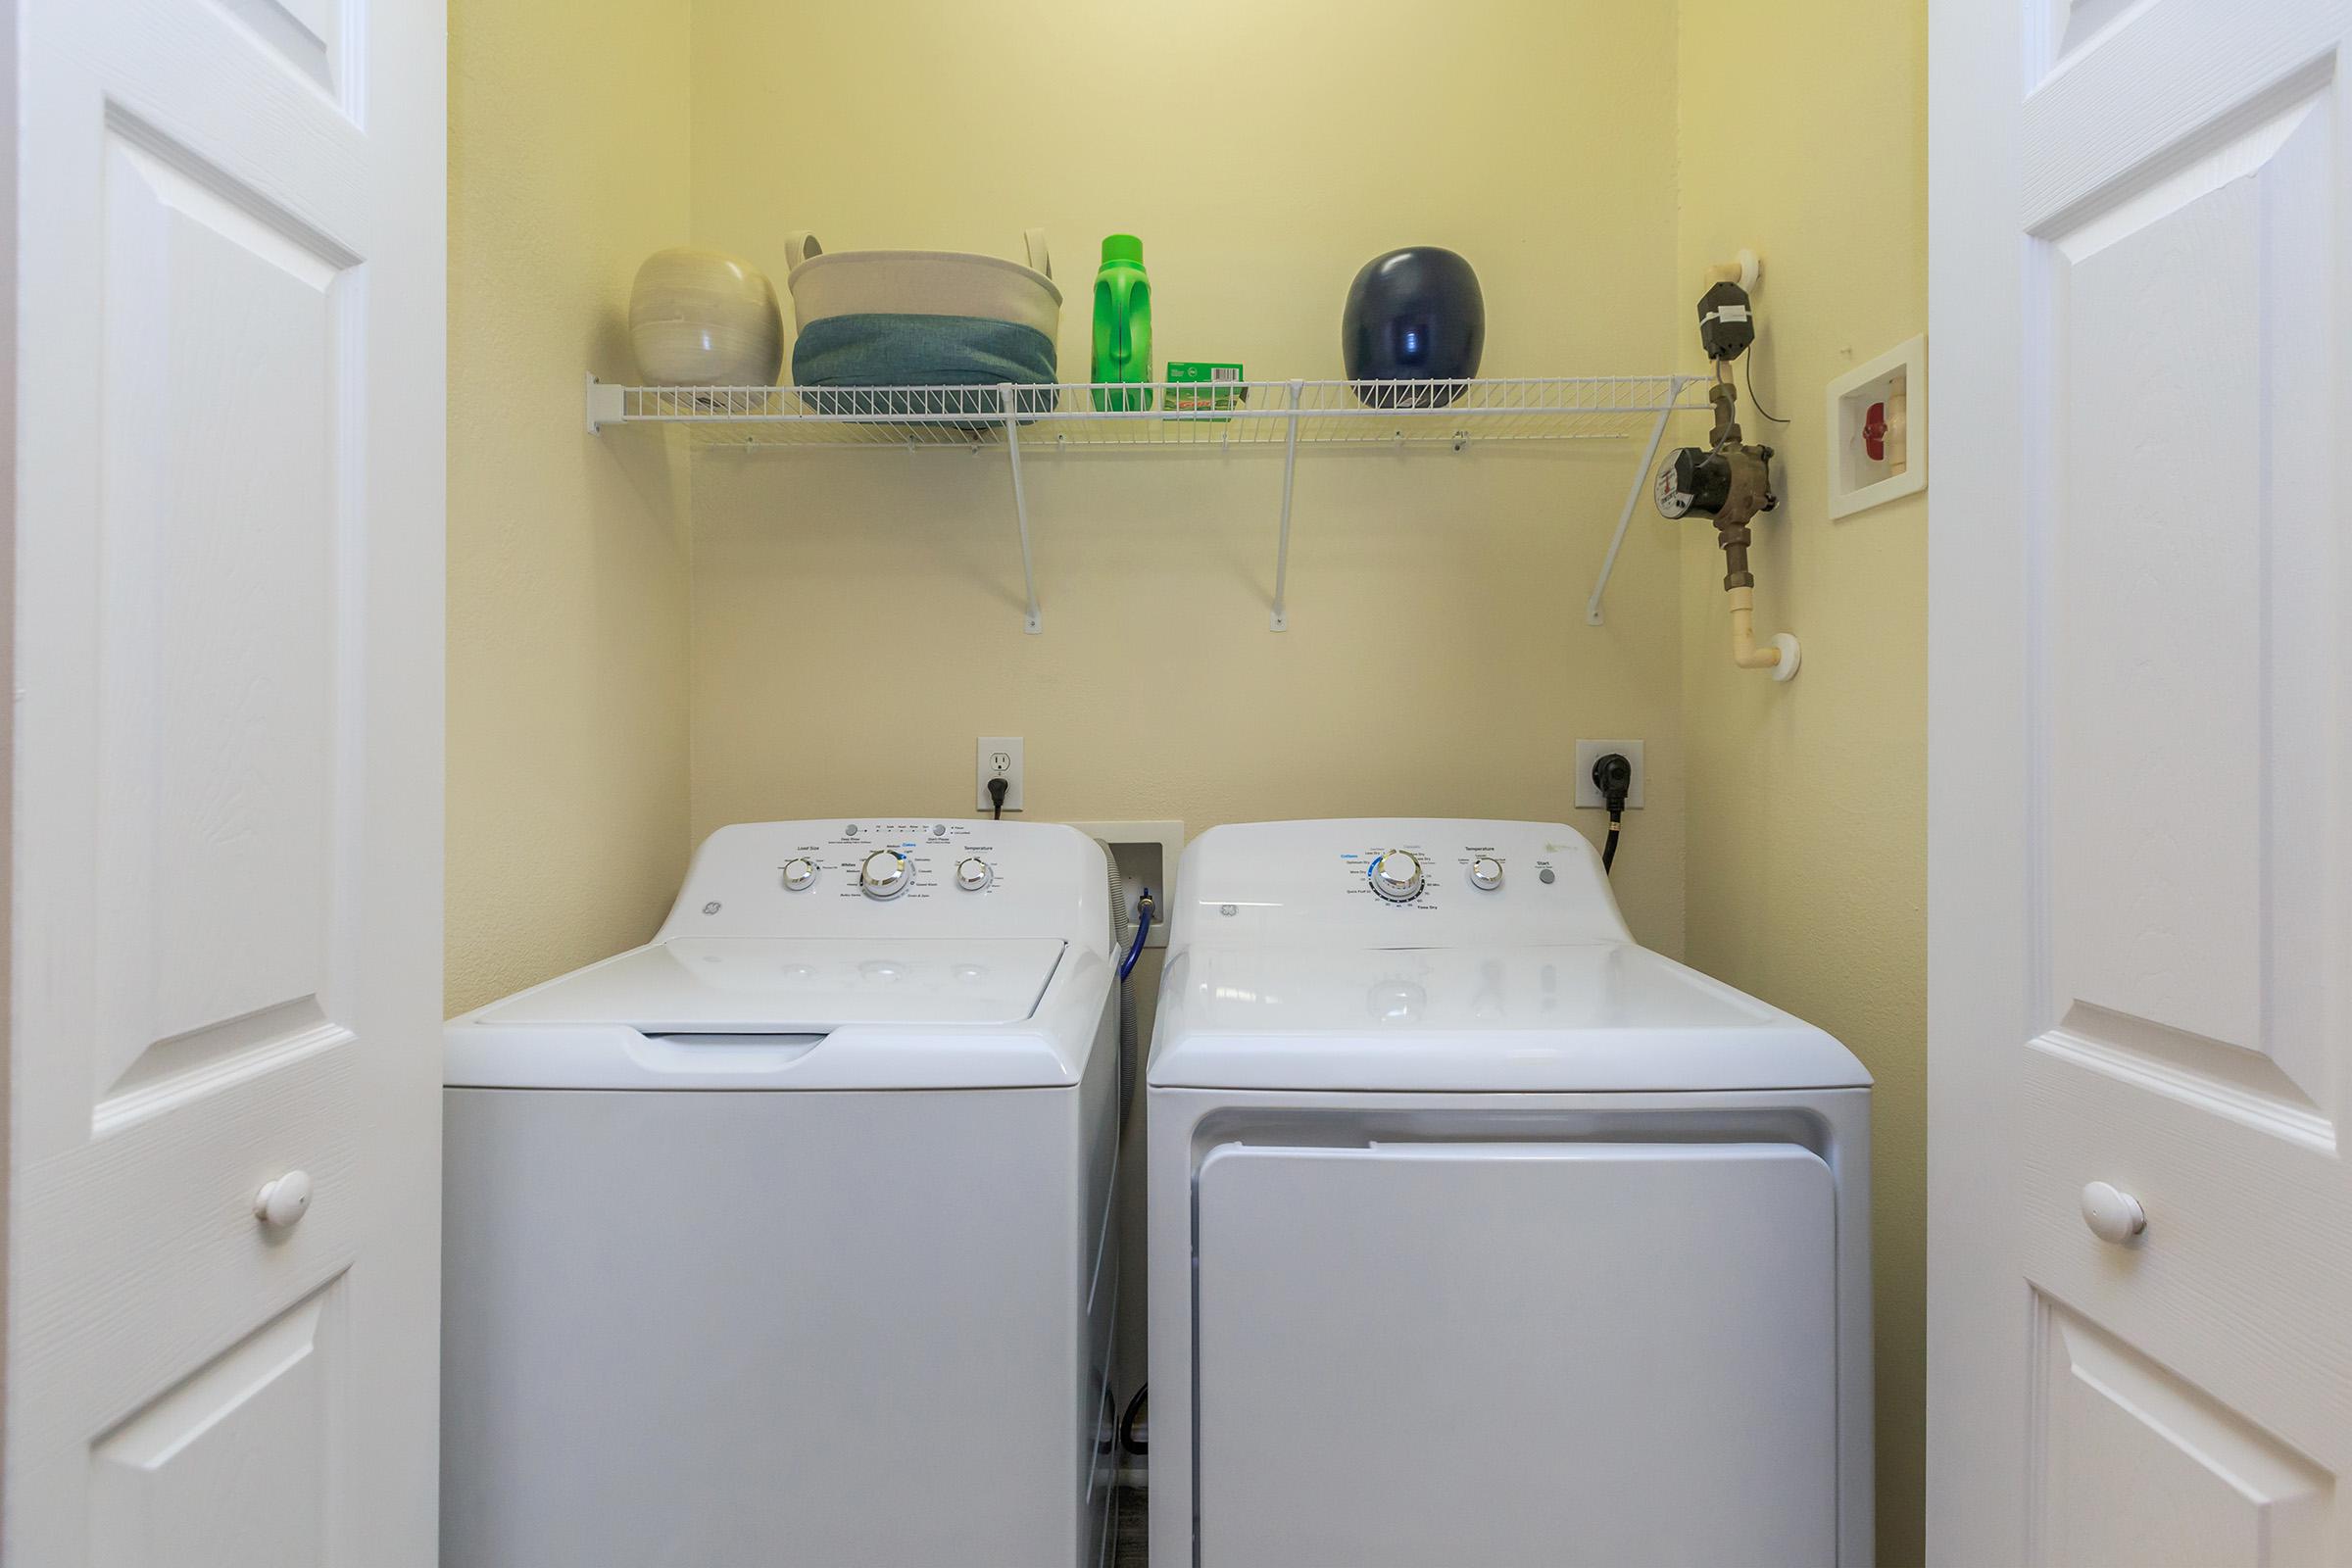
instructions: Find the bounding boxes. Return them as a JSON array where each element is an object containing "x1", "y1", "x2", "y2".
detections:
[
  {"x1": 586, "y1": 375, "x2": 1708, "y2": 449},
  {"x1": 583, "y1": 372, "x2": 1706, "y2": 634}
]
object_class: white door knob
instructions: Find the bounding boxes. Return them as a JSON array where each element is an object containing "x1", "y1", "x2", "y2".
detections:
[
  {"x1": 2080, "y1": 1181, "x2": 2145, "y2": 1245},
  {"x1": 254, "y1": 1170, "x2": 313, "y2": 1229}
]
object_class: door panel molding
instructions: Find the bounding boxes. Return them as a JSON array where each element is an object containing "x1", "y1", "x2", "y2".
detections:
[
  {"x1": 5, "y1": 0, "x2": 442, "y2": 1558},
  {"x1": 2030, "y1": 1295, "x2": 2333, "y2": 1566},
  {"x1": 1931, "y1": 1, "x2": 2352, "y2": 1561}
]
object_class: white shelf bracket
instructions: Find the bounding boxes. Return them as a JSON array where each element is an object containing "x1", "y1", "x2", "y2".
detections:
[
  {"x1": 585, "y1": 373, "x2": 624, "y2": 433},
  {"x1": 1002, "y1": 383, "x2": 1043, "y2": 634},
  {"x1": 1585, "y1": 403, "x2": 1679, "y2": 626},
  {"x1": 1270, "y1": 378, "x2": 1303, "y2": 631}
]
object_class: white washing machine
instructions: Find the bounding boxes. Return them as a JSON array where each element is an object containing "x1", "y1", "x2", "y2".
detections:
[
  {"x1": 1148, "y1": 819, "x2": 1872, "y2": 1567},
  {"x1": 443, "y1": 819, "x2": 1126, "y2": 1568}
]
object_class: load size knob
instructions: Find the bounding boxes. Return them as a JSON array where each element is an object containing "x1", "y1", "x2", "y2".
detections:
[
  {"x1": 781, "y1": 858, "x2": 817, "y2": 892},
  {"x1": 859, "y1": 850, "x2": 914, "y2": 900},
  {"x1": 1369, "y1": 850, "x2": 1424, "y2": 903}
]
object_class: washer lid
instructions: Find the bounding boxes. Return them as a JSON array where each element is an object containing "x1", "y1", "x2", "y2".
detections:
[
  {"x1": 1148, "y1": 944, "x2": 1870, "y2": 1093},
  {"x1": 448, "y1": 937, "x2": 1108, "y2": 1092},
  {"x1": 478, "y1": 937, "x2": 1067, "y2": 1031}
]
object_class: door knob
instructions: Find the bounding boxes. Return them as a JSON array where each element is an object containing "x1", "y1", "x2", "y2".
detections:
[
  {"x1": 253, "y1": 1170, "x2": 314, "y2": 1229},
  {"x1": 2080, "y1": 1181, "x2": 2145, "y2": 1245}
]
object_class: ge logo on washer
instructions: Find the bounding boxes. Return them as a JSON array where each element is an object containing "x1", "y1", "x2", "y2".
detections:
[{"x1": 703, "y1": 901, "x2": 721, "y2": 914}]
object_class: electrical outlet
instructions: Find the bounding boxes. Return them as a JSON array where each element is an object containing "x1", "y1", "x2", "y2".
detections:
[
  {"x1": 976, "y1": 736, "x2": 1024, "y2": 812},
  {"x1": 1573, "y1": 740, "x2": 1645, "y2": 808}
]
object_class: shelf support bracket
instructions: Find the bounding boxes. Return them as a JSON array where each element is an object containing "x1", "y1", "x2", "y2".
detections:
[
  {"x1": 1270, "y1": 379, "x2": 1303, "y2": 631},
  {"x1": 585, "y1": 374, "x2": 624, "y2": 434},
  {"x1": 1002, "y1": 383, "x2": 1043, "y2": 634},
  {"x1": 1585, "y1": 403, "x2": 1678, "y2": 626}
]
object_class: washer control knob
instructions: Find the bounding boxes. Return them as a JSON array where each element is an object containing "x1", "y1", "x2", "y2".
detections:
[
  {"x1": 1369, "y1": 850, "x2": 1424, "y2": 903},
  {"x1": 858, "y1": 850, "x2": 914, "y2": 900},
  {"x1": 1468, "y1": 857, "x2": 1504, "y2": 891},
  {"x1": 781, "y1": 858, "x2": 818, "y2": 892},
  {"x1": 956, "y1": 857, "x2": 993, "y2": 892}
]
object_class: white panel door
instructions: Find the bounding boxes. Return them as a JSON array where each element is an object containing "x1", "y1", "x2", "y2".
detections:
[
  {"x1": 5, "y1": 0, "x2": 445, "y2": 1560},
  {"x1": 1929, "y1": 3, "x2": 2352, "y2": 1564}
]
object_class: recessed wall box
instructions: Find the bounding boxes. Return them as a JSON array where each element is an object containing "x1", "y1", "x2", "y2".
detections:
[
  {"x1": 1059, "y1": 820, "x2": 1182, "y2": 949},
  {"x1": 1826, "y1": 335, "x2": 1926, "y2": 519}
]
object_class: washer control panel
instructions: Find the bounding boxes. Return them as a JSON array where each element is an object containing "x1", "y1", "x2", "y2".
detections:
[
  {"x1": 755, "y1": 821, "x2": 1000, "y2": 904},
  {"x1": 1335, "y1": 836, "x2": 1530, "y2": 913},
  {"x1": 1175, "y1": 819, "x2": 1626, "y2": 953},
  {"x1": 658, "y1": 819, "x2": 1110, "y2": 952}
]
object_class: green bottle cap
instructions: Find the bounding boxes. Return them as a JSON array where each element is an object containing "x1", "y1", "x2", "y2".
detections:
[{"x1": 1100, "y1": 233, "x2": 1144, "y2": 265}]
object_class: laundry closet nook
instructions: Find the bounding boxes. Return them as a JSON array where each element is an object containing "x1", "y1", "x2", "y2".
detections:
[{"x1": 445, "y1": 1, "x2": 1929, "y2": 1561}]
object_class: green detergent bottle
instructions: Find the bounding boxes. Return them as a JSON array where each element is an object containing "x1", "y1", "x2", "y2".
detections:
[{"x1": 1091, "y1": 234, "x2": 1152, "y2": 412}]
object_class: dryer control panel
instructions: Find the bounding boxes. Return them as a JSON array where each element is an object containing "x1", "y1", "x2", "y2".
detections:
[
  {"x1": 655, "y1": 819, "x2": 1113, "y2": 956},
  {"x1": 1170, "y1": 819, "x2": 1627, "y2": 954}
]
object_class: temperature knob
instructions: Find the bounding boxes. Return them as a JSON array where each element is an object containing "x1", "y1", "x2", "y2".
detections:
[
  {"x1": 956, "y1": 857, "x2": 993, "y2": 892},
  {"x1": 1369, "y1": 850, "x2": 1424, "y2": 903},
  {"x1": 858, "y1": 850, "x2": 914, "y2": 900},
  {"x1": 781, "y1": 858, "x2": 817, "y2": 892},
  {"x1": 1468, "y1": 857, "x2": 1504, "y2": 891}
]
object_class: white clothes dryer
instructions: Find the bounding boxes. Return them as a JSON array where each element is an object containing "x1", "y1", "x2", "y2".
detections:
[
  {"x1": 1147, "y1": 819, "x2": 1872, "y2": 1567},
  {"x1": 444, "y1": 819, "x2": 1125, "y2": 1568}
]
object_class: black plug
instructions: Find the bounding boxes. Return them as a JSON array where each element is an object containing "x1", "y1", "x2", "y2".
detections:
[
  {"x1": 1592, "y1": 752, "x2": 1633, "y2": 810},
  {"x1": 1592, "y1": 753, "x2": 1632, "y2": 874},
  {"x1": 986, "y1": 774, "x2": 1008, "y2": 820}
]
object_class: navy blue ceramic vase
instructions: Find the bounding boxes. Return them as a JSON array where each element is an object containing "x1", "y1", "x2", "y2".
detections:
[{"x1": 1342, "y1": 247, "x2": 1485, "y2": 408}]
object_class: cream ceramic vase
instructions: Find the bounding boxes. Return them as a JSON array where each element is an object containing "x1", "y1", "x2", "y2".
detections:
[{"x1": 628, "y1": 247, "x2": 784, "y2": 386}]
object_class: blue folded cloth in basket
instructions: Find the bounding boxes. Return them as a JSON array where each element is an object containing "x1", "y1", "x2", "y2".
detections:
[{"x1": 791, "y1": 314, "x2": 1058, "y2": 424}]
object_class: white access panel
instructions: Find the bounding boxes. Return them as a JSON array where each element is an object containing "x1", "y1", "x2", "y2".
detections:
[
  {"x1": 1193, "y1": 1141, "x2": 1838, "y2": 1567},
  {"x1": 442, "y1": 1080, "x2": 1113, "y2": 1568}
]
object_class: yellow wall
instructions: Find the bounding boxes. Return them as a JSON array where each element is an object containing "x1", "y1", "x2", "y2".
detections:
[
  {"x1": 445, "y1": 0, "x2": 697, "y2": 1013},
  {"x1": 684, "y1": 0, "x2": 1696, "y2": 1422},
  {"x1": 1676, "y1": 3, "x2": 1929, "y2": 1560},
  {"x1": 685, "y1": 0, "x2": 1690, "y2": 953}
]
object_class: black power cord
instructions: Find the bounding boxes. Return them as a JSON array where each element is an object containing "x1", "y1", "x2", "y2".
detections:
[
  {"x1": 1118, "y1": 1384, "x2": 1148, "y2": 1457},
  {"x1": 1592, "y1": 753, "x2": 1632, "y2": 874},
  {"x1": 1744, "y1": 351, "x2": 1790, "y2": 424},
  {"x1": 986, "y1": 775, "x2": 1007, "y2": 820}
]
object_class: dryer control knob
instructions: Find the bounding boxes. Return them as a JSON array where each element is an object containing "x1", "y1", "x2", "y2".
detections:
[
  {"x1": 859, "y1": 850, "x2": 914, "y2": 900},
  {"x1": 781, "y1": 858, "x2": 818, "y2": 892},
  {"x1": 1468, "y1": 857, "x2": 1504, "y2": 891},
  {"x1": 956, "y1": 857, "x2": 993, "y2": 892},
  {"x1": 1369, "y1": 850, "x2": 1424, "y2": 903}
]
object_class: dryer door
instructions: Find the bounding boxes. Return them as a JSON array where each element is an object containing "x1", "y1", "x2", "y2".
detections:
[{"x1": 1193, "y1": 1140, "x2": 1838, "y2": 1568}]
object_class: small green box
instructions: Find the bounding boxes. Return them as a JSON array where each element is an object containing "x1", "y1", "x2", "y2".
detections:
[{"x1": 1165, "y1": 361, "x2": 1246, "y2": 418}]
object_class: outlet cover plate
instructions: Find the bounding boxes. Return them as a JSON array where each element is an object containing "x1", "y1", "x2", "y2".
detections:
[
  {"x1": 1574, "y1": 740, "x2": 1645, "y2": 808},
  {"x1": 976, "y1": 736, "x2": 1024, "y2": 812},
  {"x1": 1059, "y1": 820, "x2": 1183, "y2": 949}
]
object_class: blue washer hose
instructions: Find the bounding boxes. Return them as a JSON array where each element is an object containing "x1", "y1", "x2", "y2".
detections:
[{"x1": 1117, "y1": 888, "x2": 1154, "y2": 981}]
